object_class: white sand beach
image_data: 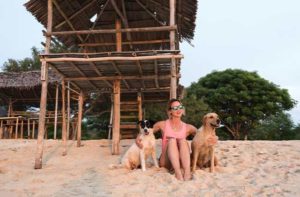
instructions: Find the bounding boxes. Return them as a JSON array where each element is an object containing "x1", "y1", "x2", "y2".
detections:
[{"x1": 0, "y1": 139, "x2": 300, "y2": 197}]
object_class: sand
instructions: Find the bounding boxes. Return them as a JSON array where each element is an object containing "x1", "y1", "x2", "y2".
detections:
[{"x1": 0, "y1": 139, "x2": 300, "y2": 197}]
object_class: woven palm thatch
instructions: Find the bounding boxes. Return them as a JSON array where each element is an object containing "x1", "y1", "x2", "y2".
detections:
[
  {"x1": 25, "y1": 0, "x2": 197, "y2": 51},
  {"x1": 0, "y1": 71, "x2": 61, "y2": 108},
  {"x1": 0, "y1": 70, "x2": 61, "y2": 89}
]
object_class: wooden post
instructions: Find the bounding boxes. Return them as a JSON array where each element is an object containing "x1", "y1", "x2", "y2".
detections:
[
  {"x1": 67, "y1": 82, "x2": 70, "y2": 140},
  {"x1": 169, "y1": 0, "x2": 177, "y2": 99},
  {"x1": 54, "y1": 83, "x2": 59, "y2": 139},
  {"x1": 108, "y1": 104, "x2": 113, "y2": 140},
  {"x1": 27, "y1": 119, "x2": 30, "y2": 139},
  {"x1": 15, "y1": 117, "x2": 19, "y2": 139},
  {"x1": 112, "y1": 80, "x2": 120, "y2": 155},
  {"x1": 61, "y1": 81, "x2": 67, "y2": 156},
  {"x1": 137, "y1": 92, "x2": 142, "y2": 121},
  {"x1": 77, "y1": 91, "x2": 84, "y2": 147},
  {"x1": 34, "y1": 0, "x2": 52, "y2": 169},
  {"x1": 20, "y1": 120, "x2": 24, "y2": 139},
  {"x1": 0, "y1": 121, "x2": 3, "y2": 139},
  {"x1": 115, "y1": 12, "x2": 122, "y2": 52},
  {"x1": 32, "y1": 121, "x2": 36, "y2": 139}
]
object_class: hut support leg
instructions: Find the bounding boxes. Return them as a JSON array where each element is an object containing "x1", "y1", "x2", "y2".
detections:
[
  {"x1": 62, "y1": 81, "x2": 67, "y2": 156},
  {"x1": 77, "y1": 91, "x2": 84, "y2": 147},
  {"x1": 169, "y1": 0, "x2": 177, "y2": 99},
  {"x1": 112, "y1": 80, "x2": 120, "y2": 155},
  {"x1": 34, "y1": 61, "x2": 49, "y2": 169}
]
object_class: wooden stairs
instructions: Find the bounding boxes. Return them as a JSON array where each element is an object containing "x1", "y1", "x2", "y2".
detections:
[{"x1": 120, "y1": 101, "x2": 139, "y2": 139}]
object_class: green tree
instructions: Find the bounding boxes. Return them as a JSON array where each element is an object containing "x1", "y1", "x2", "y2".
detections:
[
  {"x1": 186, "y1": 69, "x2": 297, "y2": 140},
  {"x1": 249, "y1": 112, "x2": 295, "y2": 140}
]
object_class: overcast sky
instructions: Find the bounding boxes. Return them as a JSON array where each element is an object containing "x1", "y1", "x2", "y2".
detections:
[{"x1": 0, "y1": 1, "x2": 299, "y2": 124}]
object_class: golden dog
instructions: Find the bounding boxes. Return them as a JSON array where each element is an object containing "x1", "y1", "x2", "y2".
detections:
[{"x1": 191, "y1": 113, "x2": 220, "y2": 173}]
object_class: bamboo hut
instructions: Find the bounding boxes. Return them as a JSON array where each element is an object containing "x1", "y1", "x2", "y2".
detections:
[
  {"x1": 25, "y1": 0, "x2": 197, "y2": 169},
  {"x1": 0, "y1": 70, "x2": 63, "y2": 139}
]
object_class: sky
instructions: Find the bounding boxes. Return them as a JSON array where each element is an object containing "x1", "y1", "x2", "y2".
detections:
[{"x1": 0, "y1": 1, "x2": 299, "y2": 124}]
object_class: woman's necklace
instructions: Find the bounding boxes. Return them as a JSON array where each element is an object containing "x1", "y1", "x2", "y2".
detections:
[{"x1": 171, "y1": 121, "x2": 182, "y2": 131}]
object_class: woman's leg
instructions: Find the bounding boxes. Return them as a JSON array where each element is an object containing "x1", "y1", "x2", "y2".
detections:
[
  {"x1": 177, "y1": 139, "x2": 192, "y2": 180},
  {"x1": 167, "y1": 138, "x2": 183, "y2": 180}
]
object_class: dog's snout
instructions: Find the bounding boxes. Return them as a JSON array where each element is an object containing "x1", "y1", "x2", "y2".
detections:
[
  {"x1": 144, "y1": 128, "x2": 148, "y2": 132},
  {"x1": 217, "y1": 119, "x2": 220, "y2": 124}
]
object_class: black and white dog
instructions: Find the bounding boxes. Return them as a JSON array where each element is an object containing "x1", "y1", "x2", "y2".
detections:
[{"x1": 110, "y1": 120, "x2": 159, "y2": 171}]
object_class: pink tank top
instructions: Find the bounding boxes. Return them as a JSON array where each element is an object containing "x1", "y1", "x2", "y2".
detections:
[{"x1": 161, "y1": 119, "x2": 187, "y2": 152}]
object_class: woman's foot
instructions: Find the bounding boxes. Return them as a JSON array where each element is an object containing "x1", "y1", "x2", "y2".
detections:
[
  {"x1": 183, "y1": 172, "x2": 192, "y2": 181},
  {"x1": 174, "y1": 170, "x2": 184, "y2": 181}
]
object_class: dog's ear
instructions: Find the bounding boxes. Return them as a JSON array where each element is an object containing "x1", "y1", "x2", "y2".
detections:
[
  {"x1": 147, "y1": 120, "x2": 155, "y2": 128},
  {"x1": 202, "y1": 114, "x2": 207, "y2": 125}
]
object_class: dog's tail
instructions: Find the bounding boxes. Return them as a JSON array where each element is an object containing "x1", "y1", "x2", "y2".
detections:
[{"x1": 108, "y1": 163, "x2": 123, "y2": 170}]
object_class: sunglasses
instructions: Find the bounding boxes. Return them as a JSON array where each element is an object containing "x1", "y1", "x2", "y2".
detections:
[{"x1": 169, "y1": 105, "x2": 185, "y2": 111}]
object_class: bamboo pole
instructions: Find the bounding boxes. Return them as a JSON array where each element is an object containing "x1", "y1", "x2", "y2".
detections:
[
  {"x1": 137, "y1": 92, "x2": 142, "y2": 121},
  {"x1": 20, "y1": 120, "x2": 24, "y2": 139},
  {"x1": 112, "y1": 80, "x2": 120, "y2": 155},
  {"x1": 32, "y1": 121, "x2": 36, "y2": 139},
  {"x1": 78, "y1": 39, "x2": 170, "y2": 47},
  {"x1": 0, "y1": 121, "x2": 3, "y2": 139},
  {"x1": 64, "y1": 74, "x2": 173, "y2": 81},
  {"x1": 54, "y1": 83, "x2": 59, "y2": 139},
  {"x1": 67, "y1": 82, "x2": 70, "y2": 140},
  {"x1": 116, "y1": 18, "x2": 122, "y2": 52},
  {"x1": 47, "y1": 25, "x2": 177, "y2": 36},
  {"x1": 42, "y1": 54, "x2": 183, "y2": 63},
  {"x1": 170, "y1": 0, "x2": 177, "y2": 99},
  {"x1": 77, "y1": 91, "x2": 84, "y2": 147},
  {"x1": 15, "y1": 117, "x2": 19, "y2": 139},
  {"x1": 108, "y1": 104, "x2": 113, "y2": 140},
  {"x1": 27, "y1": 119, "x2": 30, "y2": 139},
  {"x1": 34, "y1": 0, "x2": 52, "y2": 169},
  {"x1": 61, "y1": 81, "x2": 67, "y2": 156}
]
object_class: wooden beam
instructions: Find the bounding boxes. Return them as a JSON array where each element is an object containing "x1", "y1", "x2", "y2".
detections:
[
  {"x1": 111, "y1": 0, "x2": 133, "y2": 48},
  {"x1": 67, "y1": 82, "x2": 70, "y2": 140},
  {"x1": 61, "y1": 80, "x2": 67, "y2": 156},
  {"x1": 77, "y1": 91, "x2": 84, "y2": 147},
  {"x1": 47, "y1": 25, "x2": 177, "y2": 36},
  {"x1": 52, "y1": 0, "x2": 84, "y2": 42},
  {"x1": 111, "y1": 61, "x2": 130, "y2": 89},
  {"x1": 42, "y1": 54, "x2": 183, "y2": 62},
  {"x1": 136, "y1": 60, "x2": 145, "y2": 89},
  {"x1": 54, "y1": 83, "x2": 59, "y2": 139},
  {"x1": 64, "y1": 74, "x2": 173, "y2": 81},
  {"x1": 154, "y1": 59, "x2": 160, "y2": 88},
  {"x1": 78, "y1": 39, "x2": 170, "y2": 47},
  {"x1": 169, "y1": 0, "x2": 177, "y2": 99},
  {"x1": 135, "y1": 0, "x2": 166, "y2": 26},
  {"x1": 137, "y1": 92, "x2": 142, "y2": 121},
  {"x1": 35, "y1": 0, "x2": 52, "y2": 169},
  {"x1": 55, "y1": 0, "x2": 97, "y2": 29},
  {"x1": 112, "y1": 80, "x2": 120, "y2": 155},
  {"x1": 88, "y1": 62, "x2": 112, "y2": 87},
  {"x1": 68, "y1": 62, "x2": 98, "y2": 89},
  {"x1": 115, "y1": 16, "x2": 122, "y2": 52},
  {"x1": 84, "y1": 0, "x2": 110, "y2": 42}
]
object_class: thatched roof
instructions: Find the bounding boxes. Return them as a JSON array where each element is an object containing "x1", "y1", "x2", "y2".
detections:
[
  {"x1": 0, "y1": 71, "x2": 61, "y2": 107},
  {"x1": 0, "y1": 70, "x2": 61, "y2": 89},
  {"x1": 25, "y1": 0, "x2": 197, "y2": 51}
]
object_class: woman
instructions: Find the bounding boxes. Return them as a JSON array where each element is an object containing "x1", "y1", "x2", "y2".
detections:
[{"x1": 136, "y1": 99, "x2": 217, "y2": 181}]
